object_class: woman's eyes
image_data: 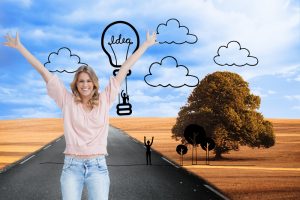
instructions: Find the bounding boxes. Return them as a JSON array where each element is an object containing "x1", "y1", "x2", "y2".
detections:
[{"x1": 79, "y1": 80, "x2": 92, "y2": 83}]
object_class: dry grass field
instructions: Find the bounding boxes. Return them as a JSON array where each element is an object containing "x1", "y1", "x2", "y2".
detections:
[
  {"x1": 110, "y1": 118, "x2": 300, "y2": 200},
  {"x1": 0, "y1": 117, "x2": 299, "y2": 200},
  {"x1": 0, "y1": 118, "x2": 63, "y2": 170}
]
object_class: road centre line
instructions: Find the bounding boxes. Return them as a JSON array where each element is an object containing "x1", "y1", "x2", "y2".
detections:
[
  {"x1": 20, "y1": 155, "x2": 35, "y2": 165},
  {"x1": 204, "y1": 184, "x2": 230, "y2": 200},
  {"x1": 162, "y1": 157, "x2": 179, "y2": 168}
]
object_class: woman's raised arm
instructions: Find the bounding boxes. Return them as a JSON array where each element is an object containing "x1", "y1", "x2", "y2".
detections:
[
  {"x1": 115, "y1": 31, "x2": 157, "y2": 85},
  {"x1": 3, "y1": 32, "x2": 52, "y2": 83}
]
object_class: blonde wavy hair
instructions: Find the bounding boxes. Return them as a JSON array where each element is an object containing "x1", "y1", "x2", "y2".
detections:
[{"x1": 70, "y1": 65, "x2": 100, "y2": 107}]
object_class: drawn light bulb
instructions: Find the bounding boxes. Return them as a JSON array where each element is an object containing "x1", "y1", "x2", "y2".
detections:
[{"x1": 101, "y1": 21, "x2": 140, "y2": 76}]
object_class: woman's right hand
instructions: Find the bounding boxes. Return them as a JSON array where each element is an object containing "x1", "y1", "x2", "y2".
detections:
[
  {"x1": 3, "y1": 32, "x2": 52, "y2": 82},
  {"x1": 3, "y1": 32, "x2": 21, "y2": 49}
]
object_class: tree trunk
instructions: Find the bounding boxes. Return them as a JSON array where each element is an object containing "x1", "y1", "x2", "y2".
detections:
[{"x1": 214, "y1": 150, "x2": 223, "y2": 160}]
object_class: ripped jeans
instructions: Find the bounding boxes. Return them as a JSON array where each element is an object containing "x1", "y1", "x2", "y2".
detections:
[{"x1": 60, "y1": 155, "x2": 110, "y2": 200}]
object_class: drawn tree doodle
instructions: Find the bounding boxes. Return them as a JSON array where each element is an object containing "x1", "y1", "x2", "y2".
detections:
[
  {"x1": 176, "y1": 144, "x2": 188, "y2": 166},
  {"x1": 200, "y1": 137, "x2": 216, "y2": 165},
  {"x1": 214, "y1": 40, "x2": 259, "y2": 67},
  {"x1": 184, "y1": 124, "x2": 206, "y2": 165}
]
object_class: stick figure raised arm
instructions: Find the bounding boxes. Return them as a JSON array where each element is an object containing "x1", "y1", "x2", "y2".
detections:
[{"x1": 150, "y1": 137, "x2": 154, "y2": 146}]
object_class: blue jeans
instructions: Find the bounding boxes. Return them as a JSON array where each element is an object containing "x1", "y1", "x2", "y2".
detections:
[{"x1": 60, "y1": 155, "x2": 110, "y2": 200}]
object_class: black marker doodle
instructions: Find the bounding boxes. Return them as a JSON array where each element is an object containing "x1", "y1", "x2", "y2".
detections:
[
  {"x1": 101, "y1": 21, "x2": 140, "y2": 116},
  {"x1": 213, "y1": 41, "x2": 258, "y2": 67},
  {"x1": 116, "y1": 90, "x2": 132, "y2": 116},
  {"x1": 144, "y1": 56, "x2": 199, "y2": 88},
  {"x1": 44, "y1": 47, "x2": 87, "y2": 73},
  {"x1": 144, "y1": 136, "x2": 154, "y2": 165},
  {"x1": 184, "y1": 124, "x2": 206, "y2": 165},
  {"x1": 156, "y1": 18, "x2": 198, "y2": 44},
  {"x1": 200, "y1": 137, "x2": 215, "y2": 165},
  {"x1": 101, "y1": 21, "x2": 140, "y2": 73},
  {"x1": 176, "y1": 144, "x2": 188, "y2": 166},
  {"x1": 200, "y1": 137, "x2": 216, "y2": 152},
  {"x1": 176, "y1": 144, "x2": 188, "y2": 155}
]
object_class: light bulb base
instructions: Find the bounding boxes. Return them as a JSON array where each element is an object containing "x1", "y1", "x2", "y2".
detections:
[
  {"x1": 116, "y1": 103, "x2": 132, "y2": 115},
  {"x1": 113, "y1": 69, "x2": 131, "y2": 77}
]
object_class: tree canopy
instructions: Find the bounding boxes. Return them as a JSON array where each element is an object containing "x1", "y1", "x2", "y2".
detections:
[{"x1": 172, "y1": 71, "x2": 275, "y2": 159}]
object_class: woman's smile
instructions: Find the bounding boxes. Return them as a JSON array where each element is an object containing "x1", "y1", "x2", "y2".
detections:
[{"x1": 77, "y1": 72, "x2": 94, "y2": 97}]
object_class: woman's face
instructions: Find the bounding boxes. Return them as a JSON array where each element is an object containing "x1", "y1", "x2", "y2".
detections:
[{"x1": 76, "y1": 72, "x2": 94, "y2": 98}]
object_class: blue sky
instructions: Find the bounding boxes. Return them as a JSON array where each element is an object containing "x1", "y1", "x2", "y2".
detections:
[{"x1": 0, "y1": 0, "x2": 299, "y2": 119}]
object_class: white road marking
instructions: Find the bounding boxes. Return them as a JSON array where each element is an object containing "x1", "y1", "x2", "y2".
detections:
[
  {"x1": 56, "y1": 138, "x2": 61, "y2": 142},
  {"x1": 132, "y1": 138, "x2": 139, "y2": 143},
  {"x1": 204, "y1": 184, "x2": 230, "y2": 200},
  {"x1": 43, "y1": 144, "x2": 52, "y2": 150},
  {"x1": 161, "y1": 157, "x2": 179, "y2": 168},
  {"x1": 20, "y1": 155, "x2": 35, "y2": 165}
]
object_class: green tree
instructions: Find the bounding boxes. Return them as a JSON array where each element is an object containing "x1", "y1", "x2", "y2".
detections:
[{"x1": 172, "y1": 71, "x2": 275, "y2": 159}]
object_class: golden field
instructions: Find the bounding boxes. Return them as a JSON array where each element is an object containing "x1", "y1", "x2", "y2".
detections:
[
  {"x1": 0, "y1": 118, "x2": 299, "y2": 200},
  {"x1": 0, "y1": 118, "x2": 63, "y2": 170},
  {"x1": 109, "y1": 118, "x2": 300, "y2": 200}
]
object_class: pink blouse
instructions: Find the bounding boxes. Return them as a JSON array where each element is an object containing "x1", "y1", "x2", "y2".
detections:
[{"x1": 46, "y1": 75, "x2": 120, "y2": 155}]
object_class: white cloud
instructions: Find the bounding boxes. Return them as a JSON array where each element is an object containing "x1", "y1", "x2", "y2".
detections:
[
  {"x1": 295, "y1": 75, "x2": 300, "y2": 81},
  {"x1": 267, "y1": 90, "x2": 277, "y2": 95},
  {"x1": 10, "y1": 107, "x2": 61, "y2": 118},
  {"x1": 132, "y1": 101, "x2": 183, "y2": 117},
  {"x1": 0, "y1": 71, "x2": 58, "y2": 111},
  {"x1": 0, "y1": 87, "x2": 14, "y2": 96},
  {"x1": 152, "y1": 0, "x2": 300, "y2": 79},
  {"x1": 7, "y1": 0, "x2": 299, "y2": 81},
  {"x1": 58, "y1": 1, "x2": 130, "y2": 23},
  {"x1": 21, "y1": 27, "x2": 98, "y2": 48},
  {"x1": 129, "y1": 88, "x2": 185, "y2": 105},
  {"x1": 251, "y1": 87, "x2": 268, "y2": 98},
  {"x1": 285, "y1": 95, "x2": 300, "y2": 101},
  {"x1": 275, "y1": 64, "x2": 300, "y2": 77},
  {"x1": 1, "y1": 0, "x2": 300, "y2": 119},
  {"x1": 251, "y1": 87, "x2": 277, "y2": 98},
  {"x1": 292, "y1": 106, "x2": 300, "y2": 110},
  {"x1": 130, "y1": 91, "x2": 164, "y2": 103}
]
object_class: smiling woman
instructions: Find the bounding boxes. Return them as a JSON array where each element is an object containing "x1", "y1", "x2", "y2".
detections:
[
  {"x1": 70, "y1": 65, "x2": 100, "y2": 112},
  {"x1": 3, "y1": 31, "x2": 157, "y2": 200}
]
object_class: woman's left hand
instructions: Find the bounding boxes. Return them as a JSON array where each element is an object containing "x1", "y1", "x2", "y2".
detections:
[{"x1": 145, "y1": 31, "x2": 157, "y2": 47}]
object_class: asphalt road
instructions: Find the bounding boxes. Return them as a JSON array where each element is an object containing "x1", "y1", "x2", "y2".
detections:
[{"x1": 0, "y1": 126, "x2": 229, "y2": 200}]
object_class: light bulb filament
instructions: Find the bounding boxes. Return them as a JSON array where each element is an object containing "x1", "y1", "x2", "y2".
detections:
[{"x1": 107, "y1": 34, "x2": 134, "y2": 67}]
